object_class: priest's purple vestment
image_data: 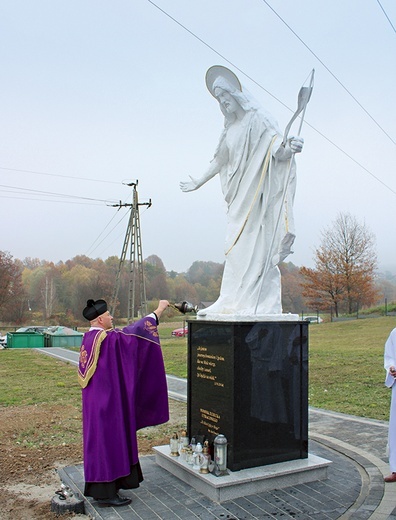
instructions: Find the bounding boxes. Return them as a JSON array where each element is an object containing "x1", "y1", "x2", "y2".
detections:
[{"x1": 78, "y1": 315, "x2": 169, "y2": 483}]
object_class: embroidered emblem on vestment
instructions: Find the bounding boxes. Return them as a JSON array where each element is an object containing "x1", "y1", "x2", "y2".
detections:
[
  {"x1": 144, "y1": 320, "x2": 159, "y2": 337},
  {"x1": 79, "y1": 346, "x2": 88, "y2": 368},
  {"x1": 78, "y1": 330, "x2": 107, "y2": 388}
]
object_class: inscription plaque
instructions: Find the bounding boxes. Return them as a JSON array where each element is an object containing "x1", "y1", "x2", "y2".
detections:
[{"x1": 187, "y1": 321, "x2": 308, "y2": 471}]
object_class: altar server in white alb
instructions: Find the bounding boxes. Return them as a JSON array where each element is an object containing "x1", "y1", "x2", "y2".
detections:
[{"x1": 384, "y1": 327, "x2": 396, "y2": 482}]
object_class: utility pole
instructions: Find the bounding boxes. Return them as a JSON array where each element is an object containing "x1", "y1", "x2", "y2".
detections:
[{"x1": 110, "y1": 181, "x2": 151, "y2": 321}]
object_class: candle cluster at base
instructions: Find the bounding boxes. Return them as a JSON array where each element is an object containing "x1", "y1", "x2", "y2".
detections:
[{"x1": 169, "y1": 430, "x2": 228, "y2": 476}]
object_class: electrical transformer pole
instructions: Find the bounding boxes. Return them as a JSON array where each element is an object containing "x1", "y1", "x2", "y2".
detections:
[{"x1": 110, "y1": 181, "x2": 151, "y2": 321}]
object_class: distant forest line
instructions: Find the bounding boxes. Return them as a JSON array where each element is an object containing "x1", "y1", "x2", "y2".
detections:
[{"x1": 0, "y1": 251, "x2": 395, "y2": 326}]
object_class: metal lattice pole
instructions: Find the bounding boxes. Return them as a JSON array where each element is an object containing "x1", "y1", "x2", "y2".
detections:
[{"x1": 110, "y1": 181, "x2": 151, "y2": 321}]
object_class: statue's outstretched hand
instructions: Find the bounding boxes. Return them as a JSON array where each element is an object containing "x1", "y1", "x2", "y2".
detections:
[
  {"x1": 180, "y1": 175, "x2": 199, "y2": 192},
  {"x1": 289, "y1": 136, "x2": 304, "y2": 154}
]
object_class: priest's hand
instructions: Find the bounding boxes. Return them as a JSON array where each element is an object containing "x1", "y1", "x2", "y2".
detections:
[{"x1": 154, "y1": 300, "x2": 170, "y2": 320}]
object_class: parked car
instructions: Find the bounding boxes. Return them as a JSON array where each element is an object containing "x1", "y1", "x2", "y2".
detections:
[
  {"x1": 302, "y1": 316, "x2": 323, "y2": 324},
  {"x1": 171, "y1": 326, "x2": 188, "y2": 337}
]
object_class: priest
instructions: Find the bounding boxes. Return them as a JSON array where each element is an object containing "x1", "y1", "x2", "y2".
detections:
[{"x1": 78, "y1": 298, "x2": 170, "y2": 507}]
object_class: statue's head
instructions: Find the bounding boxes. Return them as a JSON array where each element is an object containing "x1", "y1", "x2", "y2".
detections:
[
  {"x1": 205, "y1": 65, "x2": 260, "y2": 122},
  {"x1": 214, "y1": 86, "x2": 243, "y2": 118},
  {"x1": 206, "y1": 65, "x2": 241, "y2": 97}
]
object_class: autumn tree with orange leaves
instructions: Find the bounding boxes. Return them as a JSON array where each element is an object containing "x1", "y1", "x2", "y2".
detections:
[{"x1": 300, "y1": 213, "x2": 379, "y2": 317}]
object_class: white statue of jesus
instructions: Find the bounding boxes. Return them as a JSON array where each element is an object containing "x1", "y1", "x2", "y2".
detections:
[{"x1": 180, "y1": 66, "x2": 304, "y2": 320}]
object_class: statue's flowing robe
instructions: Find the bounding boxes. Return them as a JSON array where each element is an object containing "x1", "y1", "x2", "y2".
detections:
[
  {"x1": 78, "y1": 316, "x2": 169, "y2": 484},
  {"x1": 202, "y1": 110, "x2": 296, "y2": 317}
]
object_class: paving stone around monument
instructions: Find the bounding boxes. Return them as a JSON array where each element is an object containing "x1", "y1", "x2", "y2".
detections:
[{"x1": 58, "y1": 440, "x2": 370, "y2": 520}]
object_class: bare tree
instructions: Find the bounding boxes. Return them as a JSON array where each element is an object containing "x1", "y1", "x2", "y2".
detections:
[{"x1": 300, "y1": 213, "x2": 378, "y2": 316}]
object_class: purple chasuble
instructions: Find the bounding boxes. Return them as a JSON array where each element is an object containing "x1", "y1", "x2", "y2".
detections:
[{"x1": 79, "y1": 316, "x2": 169, "y2": 483}]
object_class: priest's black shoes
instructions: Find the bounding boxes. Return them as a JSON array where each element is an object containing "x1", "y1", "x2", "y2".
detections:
[{"x1": 97, "y1": 494, "x2": 132, "y2": 507}]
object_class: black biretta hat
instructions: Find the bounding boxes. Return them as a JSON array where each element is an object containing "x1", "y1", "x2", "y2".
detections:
[{"x1": 82, "y1": 299, "x2": 108, "y2": 321}]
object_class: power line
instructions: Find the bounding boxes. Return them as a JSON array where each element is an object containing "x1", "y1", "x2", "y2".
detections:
[
  {"x1": 0, "y1": 183, "x2": 117, "y2": 204},
  {"x1": 377, "y1": 0, "x2": 396, "y2": 33},
  {"x1": 85, "y1": 208, "x2": 130, "y2": 257},
  {"x1": 303, "y1": 122, "x2": 396, "y2": 196},
  {"x1": 85, "y1": 187, "x2": 135, "y2": 256},
  {"x1": 147, "y1": 0, "x2": 395, "y2": 145},
  {"x1": 259, "y1": 0, "x2": 396, "y2": 146},
  {"x1": 0, "y1": 166, "x2": 121, "y2": 185},
  {"x1": 94, "y1": 227, "x2": 129, "y2": 259},
  {"x1": 146, "y1": 0, "x2": 288, "y2": 110},
  {"x1": 0, "y1": 178, "x2": 136, "y2": 257},
  {"x1": 0, "y1": 194, "x2": 104, "y2": 205},
  {"x1": 146, "y1": 0, "x2": 396, "y2": 197},
  {"x1": 88, "y1": 199, "x2": 152, "y2": 259}
]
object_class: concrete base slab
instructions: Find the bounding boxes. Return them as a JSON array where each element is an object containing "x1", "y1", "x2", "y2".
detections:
[{"x1": 153, "y1": 445, "x2": 332, "y2": 503}]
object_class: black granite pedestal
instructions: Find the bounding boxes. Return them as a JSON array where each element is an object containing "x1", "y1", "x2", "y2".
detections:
[{"x1": 187, "y1": 320, "x2": 308, "y2": 472}]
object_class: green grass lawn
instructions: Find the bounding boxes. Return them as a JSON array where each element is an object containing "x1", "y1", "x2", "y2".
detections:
[
  {"x1": 159, "y1": 325, "x2": 188, "y2": 378},
  {"x1": 0, "y1": 349, "x2": 82, "y2": 407},
  {"x1": 1, "y1": 316, "x2": 396, "y2": 421},
  {"x1": 307, "y1": 316, "x2": 396, "y2": 420}
]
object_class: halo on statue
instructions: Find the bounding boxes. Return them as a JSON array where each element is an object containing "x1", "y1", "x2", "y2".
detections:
[{"x1": 205, "y1": 65, "x2": 242, "y2": 97}]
